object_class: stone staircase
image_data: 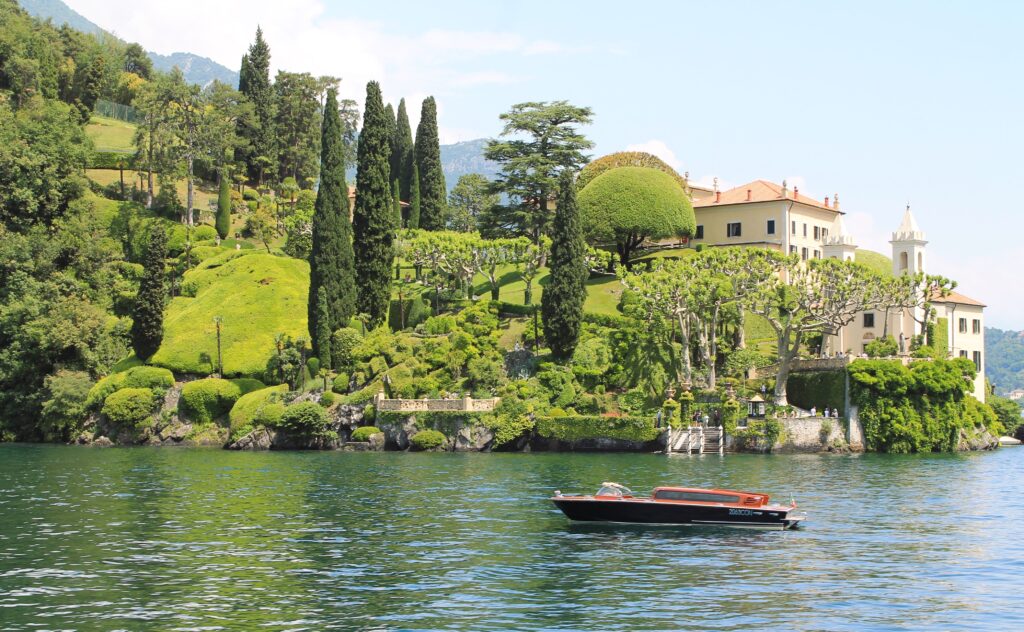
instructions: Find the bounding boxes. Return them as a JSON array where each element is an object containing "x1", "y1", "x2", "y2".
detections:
[{"x1": 667, "y1": 426, "x2": 724, "y2": 455}]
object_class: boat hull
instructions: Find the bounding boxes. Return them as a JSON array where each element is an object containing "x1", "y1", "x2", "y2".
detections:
[{"x1": 552, "y1": 498, "x2": 804, "y2": 530}]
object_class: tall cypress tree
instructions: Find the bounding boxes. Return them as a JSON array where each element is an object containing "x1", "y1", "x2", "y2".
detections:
[
  {"x1": 393, "y1": 98, "x2": 414, "y2": 200},
  {"x1": 238, "y1": 27, "x2": 276, "y2": 183},
  {"x1": 308, "y1": 88, "x2": 356, "y2": 356},
  {"x1": 392, "y1": 179, "x2": 402, "y2": 229},
  {"x1": 541, "y1": 171, "x2": 588, "y2": 362},
  {"x1": 409, "y1": 163, "x2": 421, "y2": 229},
  {"x1": 384, "y1": 102, "x2": 397, "y2": 183},
  {"x1": 414, "y1": 96, "x2": 446, "y2": 230},
  {"x1": 316, "y1": 286, "x2": 332, "y2": 369},
  {"x1": 130, "y1": 224, "x2": 167, "y2": 361},
  {"x1": 352, "y1": 81, "x2": 395, "y2": 328},
  {"x1": 215, "y1": 172, "x2": 231, "y2": 239}
]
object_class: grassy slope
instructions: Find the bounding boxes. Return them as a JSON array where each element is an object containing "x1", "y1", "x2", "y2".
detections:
[
  {"x1": 86, "y1": 169, "x2": 220, "y2": 214},
  {"x1": 85, "y1": 115, "x2": 136, "y2": 152},
  {"x1": 857, "y1": 250, "x2": 893, "y2": 277},
  {"x1": 150, "y1": 250, "x2": 310, "y2": 377}
]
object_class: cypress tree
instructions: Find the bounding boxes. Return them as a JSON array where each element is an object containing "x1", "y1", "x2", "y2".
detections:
[
  {"x1": 308, "y1": 88, "x2": 356, "y2": 357},
  {"x1": 394, "y1": 98, "x2": 414, "y2": 200},
  {"x1": 409, "y1": 163, "x2": 421, "y2": 229},
  {"x1": 316, "y1": 286, "x2": 332, "y2": 370},
  {"x1": 392, "y1": 178, "x2": 402, "y2": 229},
  {"x1": 352, "y1": 81, "x2": 395, "y2": 329},
  {"x1": 238, "y1": 27, "x2": 276, "y2": 183},
  {"x1": 215, "y1": 172, "x2": 231, "y2": 239},
  {"x1": 384, "y1": 102, "x2": 397, "y2": 183},
  {"x1": 130, "y1": 224, "x2": 167, "y2": 360},
  {"x1": 541, "y1": 171, "x2": 588, "y2": 362},
  {"x1": 414, "y1": 96, "x2": 446, "y2": 230}
]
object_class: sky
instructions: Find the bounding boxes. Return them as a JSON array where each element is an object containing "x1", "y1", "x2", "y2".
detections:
[{"x1": 66, "y1": 0, "x2": 1024, "y2": 328}]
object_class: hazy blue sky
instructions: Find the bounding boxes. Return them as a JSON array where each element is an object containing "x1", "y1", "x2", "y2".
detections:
[{"x1": 68, "y1": 0, "x2": 1024, "y2": 327}]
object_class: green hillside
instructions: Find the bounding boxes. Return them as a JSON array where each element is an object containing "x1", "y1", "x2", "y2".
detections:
[
  {"x1": 150, "y1": 251, "x2": 310, "y2": 377},
  {"x1": 856, "y1": 250, "x2": 892, "y2": 277},
  {"x1": 85, "y1": 115, "x2": 135, "y2": 152}
]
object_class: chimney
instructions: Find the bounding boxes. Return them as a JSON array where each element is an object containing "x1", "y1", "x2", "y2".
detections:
[
  {"x1": 715, "y1": 191, "x2": 721, "y2": 203},
  {"x1": 834, "y1": 193, "x2": 840, "y2": 211},
  {"x1": 794, "y1": 186, "x2": 799, "y2": 199},
  {"x1": 781, "y1": 179, "x2": 788, "y2": 198},
  {"x1": 824, "y1": 196, "x2": 830, "y2": 208}
]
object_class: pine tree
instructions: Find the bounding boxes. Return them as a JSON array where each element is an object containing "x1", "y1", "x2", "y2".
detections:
[
  {"x1": 394, "y1": 98, "x2": 414, "y2": 200},
  {"x1": 352, "y1": 81, "x2": 395, "y2": 328},
  {"x1": 541, "y1": 171, "x2": 588, "y2": 361},
  {"x1": 215, "y1": 171, "x2": 231, "y2": 239},
  {"x1": 316, "y1": 286, "x2": 332, "y2": 370},
  {"x1": 414, "y1": 96, "x2": 446, "y2": 230},
  {"x1": 392, "y1": 178, "x2": 402, "y2": 229},
  {"x1": 308, "y1": 88, "x2": 356, "y2": 358},
  {"x1": 130, "y1": 224, "x2": 167, "y2": 360},
  {"x1": 409, "y1": 163, "x2": 421, "y2": 229},
  {"x1": 238, "y1": 27, "x2": 276, "y2": 184}
]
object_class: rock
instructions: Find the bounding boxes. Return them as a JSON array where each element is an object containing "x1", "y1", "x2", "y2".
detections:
[
  {"x1": 368, "y1": 432, "x2": 385, "y2": 451},
  {"x1": 455, "y1": 424, "x2": 494, "y2": 452},
  {"x1": 92, "y1": 436, "x2": 113, "y2": 447},
  {"x1": 227, "y1": 427, "x2": 274, "y2": 450}
]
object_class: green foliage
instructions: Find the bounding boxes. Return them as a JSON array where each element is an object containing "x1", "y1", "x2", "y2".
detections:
[
  {"x1": 308, "y1": 87, "x2": 357, "y2": 346},
  {"x1": 265, "y1": 334, "x2": 309, "y2": 389},
  {"x1": 849, "y1": 358, "x2": 998, "y2": 453},
  {"x1": 314, "y1": 286, "x2": 332, "y2": 369},
  {"x1": 577, "y1": 151, "x2": 689, "y2": 192},
  {"x1": 408, "y1": 163, "x2": 421, "y2": 229},
  {"x1": 277, "y1": 401, "x2": 332, "y2": 439},
  {"x1": 215, "y1": 174, "x2": 231, "y2": 239},
  {"x1": 129, "y1": 223, "x2": 167, "y2": 360},
  {"x1": 179, "y1": 377, "x2": 262, "y2": 424},
  {"x1": 410, "y1": 428, "x2": 447, "y2": 450},
  {"x1": 227, "y1": 384, "x2": 288, "y2": 440},
  {"x1": 578, "y1": 166, "x2": 695, "y2": 265},
  {"x1": 331, "y1": 327, "x2": 363, "y2": 372},
  {"x1": 984, "y1": 327, "x2": 1024, "y2": 395},
  {"x1": 720, "y1": 399, "x2": 742, "y2": 435},
  {"x1": 320, "y1": 391, "x2": 336, "y2": 407},
  {"x1": 102, "y1": 387, "x2": 157, "y2": 427},
  {"x1": 447, "y1": 173, "x2": 497, "y2": 232},
  {"x1": 787, "y1": 371, "x2": 846, "y2": 417},
  {"x1": 866, "y1": 336, "x2": 899, "y2": 358},
  {"x1": 238, "y1": 27, "x2": 276, "y2": 182},
  {"x1": 932, "y1": 317, "x2": 949, "y2": 355},
  {"x1": 542, "y1": 170, "x2": 588, "y2": 361},
  {"x1": 536, "y1": 415, "x2": 659, "y2": 443},
  {"x1": 988, "y1": 395, "x2": 1022, "y2": 437},
  {"x1": 414, "y1": 97, "x2": 446, "y2": 231},
  {"x1": 351, "y1": 426, "x2": 382, "y2": 442},
  {"x1": 39, "y1": 370, "x2": 93, "y2": 441},
  {"x1": 724, "y1": 347, "x2": 774, "y2": 378},
  {"x1": 85, "y1": 366, "x2": 175, "y2": 410},
  {"x1": 393, "y1": 99, "x2": 415, "y2": 201},
  {"x1": 353, "y1": 81, "x2": 396, "y2": 327},
  {"x1": 481, "y1": 395, "x2": 535, "y2": 447}
]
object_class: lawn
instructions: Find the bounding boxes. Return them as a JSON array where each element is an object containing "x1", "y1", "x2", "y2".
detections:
[
  {"x1": 150, "y1": 250, "x2": 310, "y2": 378},
  {"x1": 86, "y1": 169, "x2": 220, "y2": 214},
  {"x1": 856, "y1": 249, "x2": 893, "y2": 277},
  {"x1": 85, "y1": 115, "x2": 136, "y2": 152}
]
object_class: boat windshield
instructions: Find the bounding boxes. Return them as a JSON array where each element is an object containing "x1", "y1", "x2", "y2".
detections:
[{"x1": 596, "y1": 482, "x2": 633, "y2": 497}]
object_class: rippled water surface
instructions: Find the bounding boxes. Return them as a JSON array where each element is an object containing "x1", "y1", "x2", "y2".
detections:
[{"x1": 2, "y1": 445, "x2": 1023, "y2": 631}]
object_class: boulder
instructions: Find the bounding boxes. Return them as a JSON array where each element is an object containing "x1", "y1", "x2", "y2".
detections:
[{"x1": 455, "y1": 424, "x2": 494, "y2": 452}]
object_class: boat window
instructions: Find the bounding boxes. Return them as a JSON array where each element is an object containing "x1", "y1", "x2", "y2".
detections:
[
  {"x1": 597, "y1": 486, "x2": 624, "y2": 497},
  {"x1": 654, "y1": 490, "x2": 741, "y2": 503}
]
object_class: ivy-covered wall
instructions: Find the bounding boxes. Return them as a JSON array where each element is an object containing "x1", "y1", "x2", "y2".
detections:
[
  {"x1": 535, "y1": 415, "x2": 659, "y2": 443},
  {"x1": 933, "y1": 317, "x2": 949, "y2": 355},
  {"x1": 787, "y1": 370, "x2": 847, "y2": 416}
]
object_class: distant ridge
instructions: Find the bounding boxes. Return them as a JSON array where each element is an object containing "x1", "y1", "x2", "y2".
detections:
[
  {"x1": 440, "y1": 138, "x2": 499, "y2": 189},
  {"x1": 18, "y1": 0, "x2": 239, "y2": 88}
]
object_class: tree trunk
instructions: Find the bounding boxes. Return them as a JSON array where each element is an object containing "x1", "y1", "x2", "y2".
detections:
[
  {"x1": 186, "y1": 155, "x2": 195, "y2": 227},
  {"x1": 735, "y1": 309, "x2": 746, "y2": 350},
  {"x1": 773, "y1": 329, "x2": 802, "y2": 405},
  {"x1": 490, "y1": 283, "x2": 499, "y2": 301},
  {"x1": 524, "y1": 279, "x2": 533, "y2": 305},
  {"x1": 707, "y1": 305, "x2": 720, "y2": 389},
  {"x1": 677, "y1": 311, "x2": 692, "y2": 385}
]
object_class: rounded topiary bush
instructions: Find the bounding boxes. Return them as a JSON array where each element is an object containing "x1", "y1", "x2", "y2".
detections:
[
  {"x1": 320, "y1": 391, "x2": 336, "y2": 407},
  {"x1": 332, "y1": 372, "x2": 350, "y2": 394},
  {"x1": 86, "y1": 366, "x2": 175, "y2": 409},
  {"x1": 180, "y1": 378, "x2": 258, "y2": 423},
  {"x1": 577, "y1": 151, "x2": 689, "y2": 191},
  {"x1": 332, "y1": 328, "x2": 363, "y2": 371},
  {"x1": 277, "y1": 402, "x2": 331, "y2": 437},
  {"x1": 228, "y1": 384, "x2": 288, "y2": 439},
  {"x1": 102, "y1": 387, "x2": 157, "y2": 427},
  {"x1": 351, "y1": 426, "x2": 382, "y2": 442},
  {"x1": 410, "y1": 429, "x2": 447, "y2": 451}
]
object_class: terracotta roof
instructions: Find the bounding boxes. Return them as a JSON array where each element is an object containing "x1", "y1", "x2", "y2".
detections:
[
  {"x1": 693, "y1": 179, "x2": 841, "y2": 213},
  {"x1": 930, "y1": 290, "x2": 986, "y2": 308}
]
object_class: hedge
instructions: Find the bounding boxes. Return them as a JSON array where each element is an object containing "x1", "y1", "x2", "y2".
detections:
[
  {"x1": 86, "y1": 366, "x2": 175, "y2": 410},
  {"x1": 277, "y1": 402, "x2": 332, "y2": 438},
  {"x1": 179, "y1": 378, "x2": 264, "y2": 424},
  {"x1": 410, "y1": 429, "x2": 447, "y2": 450},
  {"x1": 351, "y1": 426, "x2": 382, "y2": 442},
  {"x1": 535, "y1": 415, "x2": 659, "y2": 443},
  {"x1": 91, "y1": 151, "x2": 132, "y2": 169},
  {"x1": 102, "y1": 387, "x2": 157, "y2": 427},
  {"x1": 228, "y1": 384, "x2": 288, "y2": 439},
  {"x1": 786, "y1": 370, "x2": 846, "y2": 417},
  {"x1": 491, "y1": 301, "x2": 537, "y2": 316},
  {"x1": 582, "y1": 312, "x2": 629, "y2": 328}
]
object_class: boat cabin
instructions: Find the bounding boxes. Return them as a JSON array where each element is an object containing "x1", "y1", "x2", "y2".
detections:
[{"x1": 652, "y1": 487, "x2": 769, "y2": 507}]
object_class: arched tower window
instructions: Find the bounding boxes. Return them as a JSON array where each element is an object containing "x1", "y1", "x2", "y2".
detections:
[
  {"x1": 900, "y1": 252, "x2": 909, "y2": 272},
  {"x1": 917, "y1": 252, "x2": 923, "y2": 271}
]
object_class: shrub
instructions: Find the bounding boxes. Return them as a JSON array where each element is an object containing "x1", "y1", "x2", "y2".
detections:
[
  {"x1": 332, "y1": 372, "x2": 350, "y2": 394},
  {"x1": 277, "y1": 402, "x2": 331, "y2": 438},
  {"x1": 102, "y1": 388, "x2": 157, "y2": 427},
  {"x1": 423, "y1": 315, "x2": 457, "y2": 335},
  {"x1": 320, "y1": 391, "x2": 336, "y2": 407},
  {"x1": 332, "y1": 328, "x2": 363, "y2": 371},
  {"x1": 410, "y1": 429, "x2": 447, "y2": 451},
  {"x1": 228, "y1": 384, "x2": 288, "y2": 439},
  {"x1": 86, "y1": 365, "x2": 175, "y2": 409},
  {"x1": 535, "y1": 415, "x2": 659, "y2": 443},
  {"x1": 865, "y1": 336, "x2": 899, "y2": 358},
  {"x1": 179, "y1": 378, "x2": 250, "y2": 424},
  {"x1": 307, "y1": 356, "x2": 321, "y2": 376},
  {"x1": 40, "y1": 370, "x2": 93, "y2": 441},
  {"x1": 351, "y1": 426, "x2": 382, "y2": 442}
]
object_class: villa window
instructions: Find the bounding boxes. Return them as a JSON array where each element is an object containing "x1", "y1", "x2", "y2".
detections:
[
  {"x1": 803, "y1": 223, "x2": 808, "y2": 237},
  {"x1": 789, "y1": 245, "x2": 797, "y2": 254},
  {"x1": 959, "y1": 318, "x2": 967, "y2": 333},
  {"x1": 767, "y1": 219, "x2": 776, "y2": 235},
  {"x1": 823, "y1": 228, "x2": 829, "y2": 239},
  {"x1": 791, "y1": 220, "x2": 797, "y2": 235},
  {"x1": 727, "y1": 222, "x2": 742, "y2": 238},
  {"x1": 973, "y1": 351, "x2": 982, "y2": 370},
  {"x1": 801, "y1": 247, "x2": 808, "y2": 261},
  {"x1": 695, "y1": 225, "x2": 704, "y2": 239},
  {"x1": 863, "y1": 313, "x2": 875, "y2": 328},
  {"x1": 972, "y1": 319, "x2": 981, "y2": 334},
  {"x1": 813, "y1": 249, "x2": 821, "y2": 259},
  {"x1": 960, "y1": 350, "x2": 968, "y2": 358},
  {"x1": 814, "y1": 226, "x2": 820, "y2": 240}
]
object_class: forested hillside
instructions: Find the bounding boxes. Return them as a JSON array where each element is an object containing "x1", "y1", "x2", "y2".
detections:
[{"x1": 985, "y1": 328, "x2": 1024, "y2": 394}]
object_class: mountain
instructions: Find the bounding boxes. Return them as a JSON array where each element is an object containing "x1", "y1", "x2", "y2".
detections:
[
  {"x1": 985, "y1": 328, "x2": 1024, "y2": 395},
  {"x1": 18, "y1": 0, "x2": 238, "y2": 88},
  {"x1": 440, "y1": 139, "x2": 499, "y2": 189}
]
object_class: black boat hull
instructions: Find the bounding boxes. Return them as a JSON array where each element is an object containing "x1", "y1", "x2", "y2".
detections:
[{"x1": 552, "y1": 498, "x2": 804, "y2": 530}]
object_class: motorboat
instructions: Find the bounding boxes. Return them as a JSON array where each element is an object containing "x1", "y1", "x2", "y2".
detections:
[{"x1": 550, "y1": 482, "x2": 806, "y2": 530}]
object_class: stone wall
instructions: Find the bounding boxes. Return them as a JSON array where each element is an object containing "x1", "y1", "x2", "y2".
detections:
[
  {"x1": 373, "y1": 393, "x2": 500, "y2": 413},
  {"x1": 774, "y1": 416, "x2": 847, "y2": 453}
]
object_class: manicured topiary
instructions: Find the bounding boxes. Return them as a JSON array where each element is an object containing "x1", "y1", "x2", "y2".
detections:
[
  {"x1": 228, "y1": 384, "x2": 288, "y2": 437},
  {"x1": 351, "y1": 426, "x2": 382, "y2": 442},
  {"x1": 180, "y1": 378, "x2": 262, "y2": 423},
  {"x1": 319, "y1": 391, "x2": 336, "y2": 407},
  {"x1": 86, "y1": 366, "x2": 175, "y2": 410},
  {"x1": 216, "y1": 174, "x2": 231, "y2": 239},
  {"x1": 577, "y1": 151, "x2": 689, "y2": 192},
  {"x1": 578, "y1": 166, "x2": 695, "y2": 266},
  {"x1": 277, "y1": 401, "x2": 331, "y2": 437},
  {"x1": 332, "y1": 372, "x2": 350, "y2": 394},
  {"x1": 410, "y1": 429, "x2": 446, "y2": 451},
  {"x1": 102, "y1": 387, "x2": 157, "y2": 427},
  {"x1": 332, "y1": 327, "x2": 362, "y2": 371}
]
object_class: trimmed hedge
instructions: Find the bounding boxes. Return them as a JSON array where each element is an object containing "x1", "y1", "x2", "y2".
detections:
[
  {"x1": 228, "y1": 384, "x2": 288, "y2": 439},
  {"x1": 410, "y1": 429, "x2": 447, "y2": 451},
  {"x1": 277, "y1": 402, "x2": 331, "y2": 438},
  {"x1": 102, "y1": 387, "x2": 157, "y2": 427},
  {"x1": 536, "y1": 415, "x2": 659, "y2": 443},
  {"x1": 180, "y1": 378, "x2": 264, "y2": 424},
  {"x1": 91, "y1": 151, "x2": 132, "y2": 169},
  {"x1": 351, "y1": 426, "x2": 382, "y2": 442},
  {"x1": 786, "y1": 370, "x2": 846, "y2": 417},
  {"x1": 86, "y1": 366, "x2": 175, "y2": 410},
  {"x1": 582, "y1": 312, "x2": 628, "y2": 328},
  {"x1": 492, "y1": 301, "x2": 537, "y2": 316}
]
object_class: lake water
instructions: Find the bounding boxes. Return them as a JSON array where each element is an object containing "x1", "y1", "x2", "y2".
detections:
[{"x1": 1, "y1": 445, "x2": 1023, "y2": 631}]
